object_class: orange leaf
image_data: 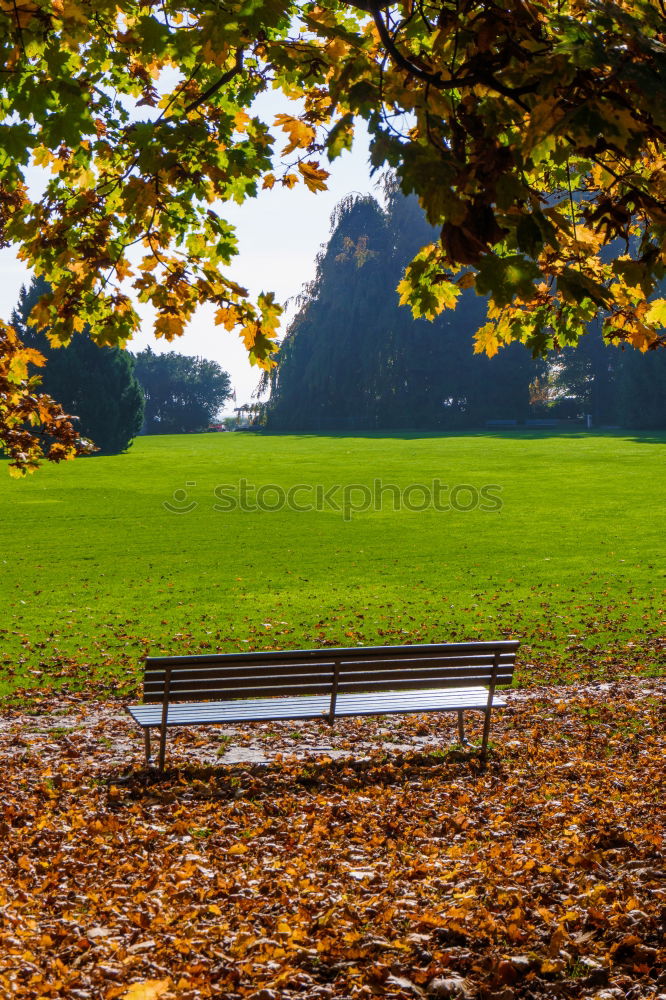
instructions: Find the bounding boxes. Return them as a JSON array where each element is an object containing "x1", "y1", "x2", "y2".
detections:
[{"x1": 298, "y1": 160, "x2": 329, "y2": 193}]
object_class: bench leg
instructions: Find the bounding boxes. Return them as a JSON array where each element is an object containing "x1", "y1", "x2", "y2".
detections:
[
  {"x1": 144, "y1": 728, "x2": 153, "y2": 767},
  {"x1": 481, "y1": 708, "x2": 492, "y2": 760},
  {"x1": 457, "y1": 710, "x2": 472, "y2": 748},
  {"x1": 158, "y1": 725, "x2": 168, "y2": 774}
]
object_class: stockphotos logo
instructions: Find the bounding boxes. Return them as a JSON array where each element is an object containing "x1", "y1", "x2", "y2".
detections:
[{"x1": 163, "y1": 479, "x2": 503, "y2": 521}]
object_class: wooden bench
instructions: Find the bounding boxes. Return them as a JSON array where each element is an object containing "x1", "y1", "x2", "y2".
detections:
[{"x1": 126, "y1": 639, "x2": 520, "y2": 772}]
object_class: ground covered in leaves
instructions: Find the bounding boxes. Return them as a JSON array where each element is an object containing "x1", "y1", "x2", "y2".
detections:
[{"x1": 1, "y1": 680, "x2": 664, "y2": 1000}]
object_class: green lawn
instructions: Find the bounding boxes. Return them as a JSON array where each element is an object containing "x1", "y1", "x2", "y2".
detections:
[{"x1": 1, "y1": 430, "x2": 663, "y2": 697}]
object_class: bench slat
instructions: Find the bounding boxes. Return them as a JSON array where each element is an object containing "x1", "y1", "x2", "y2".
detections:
[
  {"x1": 145, "y1": 650, "x2": 514, "y2": 672},
  {"x1": 337, "y1": 653, "x2": 514, "y2": 669},
  {"x1": 143, "y1": 660, "x2": 513, "y2": 689},
  {"x1": 144, "y1": 640, "x2": 520, "y2": 669},
  {"x1": 145, "y1": 659, "x2": 338, "y2": 682},
  {"x1": 335, "y1": 690, "x2": 504, "y2": 716},
  {"x1": 144, "y1": 680, "x2": 334, "y2": 703},
  {"x1": 142, "y1": 671, "x2": 513, "y2": 704},
  {"x1": 143, "y1": 652, "x2": 515, "y2": 687},
  {"x1": 142, "y1": 655, "x2": 515, "y2": 703},
  {"x1": 336, "y1": 673, "x2": 513, "y2": 693},
  {"x1": 127, "y1": 686, "x2": 504, "y2": 728}
]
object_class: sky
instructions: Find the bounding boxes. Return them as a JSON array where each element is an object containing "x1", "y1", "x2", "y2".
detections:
[{"x1": 0, "y1": 102, "x2": 377, "y2": 414}]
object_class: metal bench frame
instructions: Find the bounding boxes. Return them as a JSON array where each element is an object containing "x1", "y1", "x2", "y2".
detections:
[{"x1": 126, "y1": 640, "x2": 520, "y2": 772}]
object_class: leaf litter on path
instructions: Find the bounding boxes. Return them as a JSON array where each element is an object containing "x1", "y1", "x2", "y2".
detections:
[{"x1": 0, "y1": 679, "x2": 664, "y2": 999}]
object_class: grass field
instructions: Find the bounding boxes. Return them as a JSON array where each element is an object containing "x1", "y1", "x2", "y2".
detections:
[{"x1": 1, "y1": 430, "x2": 663, "y2": 697}]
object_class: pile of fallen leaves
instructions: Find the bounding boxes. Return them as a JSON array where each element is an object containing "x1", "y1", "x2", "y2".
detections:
[{"x1": 0, "y1": 679, "x2": 664, "y2": 1000}]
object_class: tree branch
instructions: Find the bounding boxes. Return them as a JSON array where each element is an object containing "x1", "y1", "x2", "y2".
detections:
[
  {"x1": 367, "y1": 1, "x2": 534, "y2": 108},
  {"x1": 368, "y1": 2, "x2": 446, "y2": 88},
  {"x1": 344, "y1": 0, "x2": 393, "y2": 10},
  {"x1": 183, "y1": 48, "x2": 244, "y2": 115}
]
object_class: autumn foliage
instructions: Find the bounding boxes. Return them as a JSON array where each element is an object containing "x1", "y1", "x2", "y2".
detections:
[
  {"x1": 0, "y1": 320, "x2": 93, "y2": 474},
  {"x1": 1, "y1": 680, "x2": 664, "y2": 999}
]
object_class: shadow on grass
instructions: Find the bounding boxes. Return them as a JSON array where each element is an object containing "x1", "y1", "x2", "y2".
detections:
[{"x1": 258, "y1": 428, "x2": 666, "y2": 444}]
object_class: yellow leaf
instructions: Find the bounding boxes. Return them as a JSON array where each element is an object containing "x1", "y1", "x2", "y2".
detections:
[
  {"x1": 155, "y1": 314, "x2": 185, "y2": 340},
  {"x1": 214, "y1": 306, "x2": 240, "y2": 331},
  {"x1": 8, "y1": 356, "x2": 29, "y2": 382},
  {"x1": 121, "y1": 981, "x2": 170, "y2": 1000},
  {"x1": 274, "y1": 113, "x2": 315, "y2": 154},
  {"x1": 228, "y1": 843, "x2": 249, "y2": 855},
  {"x1": 523, "y1": 97, "x2": 562, "y2": 156},
  {"x1": 33, "y1": 146, "x2": 53, "y2": 168},
  {"x1": 22, "y1": 347, "x2": 45, "y2": 367},
  {"x1": 645, "y1": 298, "x2": 666, "y2": 328},
  {"x1": 541, "y1": 958, "x2": 565, "y2": 974},
  {"x1": 62, "y1": 0, "x2": 89, "y2": 24},
  {"x1": 262, "y1": 173, "x2": 276, "y2": 190},
  {"x1": 473, "y1": 322, "x2": 500, "y2": 358},
  {"x1": 233, "y1": 110, "x2": 250, "y2": 132}
]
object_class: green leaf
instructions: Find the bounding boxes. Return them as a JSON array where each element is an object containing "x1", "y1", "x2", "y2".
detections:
[
  {"x1": 327, "y1": 114, "x2": 354, "y2": 160},
  {"x1": 475, "y1": 255, "x2": 540, "y2": 307}
]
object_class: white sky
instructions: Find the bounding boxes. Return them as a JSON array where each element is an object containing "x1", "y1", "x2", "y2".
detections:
[{"x1": 0, "y1": 100, "x2": 376, "y2": 414}]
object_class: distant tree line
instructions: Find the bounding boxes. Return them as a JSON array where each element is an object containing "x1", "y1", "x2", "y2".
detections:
[
  {"x1": 13, "y1": 279, "x2": 233, "y2": 454},
  {"x1": 264, "y1": 192, "x2": 666, "y2": 431},
  {"x1": 132, "y1": 348, "x2": 232, "y2": 435}
]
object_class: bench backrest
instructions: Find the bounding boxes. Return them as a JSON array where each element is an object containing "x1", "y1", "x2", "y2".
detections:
[{"x1": 143, "y1": 641, "x2": 519, "y2": 705}]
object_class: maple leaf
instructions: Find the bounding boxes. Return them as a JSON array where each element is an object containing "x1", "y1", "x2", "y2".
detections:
[
  {"x1": 274, "y1": 113, "x2": 316, "y2": 155},
  {"x1": 645, "y1": 298, "x2": 666, "y2": 328},
  {"x1": 473, "y1": 323, "x2": 501, "y2": 358},
  {"x1": 298, "y1": 161, "x2": 330, "y2": 193}
]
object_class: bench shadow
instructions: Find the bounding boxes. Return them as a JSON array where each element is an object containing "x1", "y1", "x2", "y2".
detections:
[{"x1": 109, "y1": 745, "x2": 495, "y2": 804}]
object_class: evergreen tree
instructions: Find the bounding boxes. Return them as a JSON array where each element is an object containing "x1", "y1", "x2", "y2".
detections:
[
  {"x1": 12, "y1": 279, "x2": 144, "y2": 454},
  {"x1": 265, "y1": 192, "x2": 544, "y2": 431}
]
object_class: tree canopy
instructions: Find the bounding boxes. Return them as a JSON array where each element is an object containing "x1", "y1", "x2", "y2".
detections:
[{"x1": 0, "y1": 0, "x2": 665, "y2": 470}]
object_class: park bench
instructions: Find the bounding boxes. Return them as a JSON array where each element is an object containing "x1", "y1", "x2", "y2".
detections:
[
  {"x1": 525, "y1": 418, "x2": 559, "y2": 428},
  {"x1": 126, "y1": 639, "x2": 520, "y2": 772}
]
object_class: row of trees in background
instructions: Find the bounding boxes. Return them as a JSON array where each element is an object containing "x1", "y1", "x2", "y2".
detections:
[
  {"x1": 541, "y1": 328, "x2": 666, "y2": 429},
  {"x1": 13, "y1": 207, "x2": 666, "y2": 456},
  {"x1": 133, "y1": 348, "x2": 232, "y2": 435},
  {"x1": 13, "y1": 280, "x2": 233, "y2": 453},
  {"x1": 264, "y1": 192, "x2": 666, "y2": 432}
]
